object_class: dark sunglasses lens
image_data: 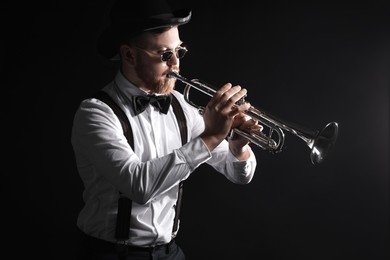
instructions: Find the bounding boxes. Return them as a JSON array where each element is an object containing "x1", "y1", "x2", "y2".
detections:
[
  {"x1": 176, "y1": 48, "x2": 187, "y2": 59},
  {"x1": 161, "y1": 51, "x2": 174, "y2": 61}
]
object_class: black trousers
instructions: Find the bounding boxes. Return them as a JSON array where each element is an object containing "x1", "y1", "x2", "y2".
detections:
[{"x1": 77, "y1": 233, "x2": 185, "y2": 260}]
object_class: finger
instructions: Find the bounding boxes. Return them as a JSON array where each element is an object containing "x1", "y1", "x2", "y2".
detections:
[
  {"x1": 227, "y1": 88, "x2": 247, "y2": 109},
  {"x1": 226, "y1": 99, "x2": 250, "y2": 119},
  {"x1": 236, "y1": 115, "x2": 253, "y2": 129},
  {"x1": 234, "y1": 102, "x2": 251, "y2": 113},
  {"x1": 252, "y1": 124, "x2": 263, "y2": 132},
  {"x1": 245, "y1": 119, "x2": 263, "y2": 132},
  {"x1": 209, "y1": 83, "x2": 233, "y2": 108},
  {"x1": 231, "y1": 113, "x2": 247, "y2": 128},
  {"x1": 216, "y1": 85, "x2": 243, "y2": 112},
  {"x1": 219, "y1": 87, "x2": 246, "y2": 113},
  {"x1": 221, "y1": 85, "x2": 242, "y2": 105},
  {"x1": 215, "y1": 83, "x2": 234, "y2": 99}
]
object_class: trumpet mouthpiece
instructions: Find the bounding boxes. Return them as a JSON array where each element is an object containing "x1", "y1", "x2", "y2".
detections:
[{"x1": 168, "y1": 71, "x2": 179, "y2": 78}]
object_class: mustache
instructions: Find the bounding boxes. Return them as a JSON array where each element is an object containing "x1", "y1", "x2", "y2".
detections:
[{"x1": 168, "y1": 67, "x2": 180, "y2": 76}]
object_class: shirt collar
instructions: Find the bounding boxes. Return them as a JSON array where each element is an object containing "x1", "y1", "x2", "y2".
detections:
[{"x1": 114, "y1": 70, "x2": 147, "y2": 99}]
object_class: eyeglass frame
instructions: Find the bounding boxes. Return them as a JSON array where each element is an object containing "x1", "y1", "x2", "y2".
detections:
[{"x1": 132, "y1": 45, "x2": 188, "y2": 62}]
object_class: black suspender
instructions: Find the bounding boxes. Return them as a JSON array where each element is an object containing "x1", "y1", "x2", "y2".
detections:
[
  {"x1": 93, "y1": 90, "x2": 187, "y2": 241},
  {"x1": 94, "y1": 90, "x2": 135, "y2": 148},
  {"x1": 170, "y1": 96, "x2": 187, "y2": 236}
]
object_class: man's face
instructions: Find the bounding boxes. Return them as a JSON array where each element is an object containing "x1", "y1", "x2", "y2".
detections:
[{"x1": 131, "y1": 27, "x2": 184, "y2": 95}]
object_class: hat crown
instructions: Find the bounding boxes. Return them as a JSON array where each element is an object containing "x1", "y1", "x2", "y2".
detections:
[
  {"x1": 97, "y1": 0, "x2": 191, "y2": 60},
  {"x1": 110, "y1": 0, "x2": 173, "y2": 24}
]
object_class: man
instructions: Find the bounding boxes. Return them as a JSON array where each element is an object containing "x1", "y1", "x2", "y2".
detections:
[{"x1": 71, "y1": 0, "x2": 259, "y2": 259}]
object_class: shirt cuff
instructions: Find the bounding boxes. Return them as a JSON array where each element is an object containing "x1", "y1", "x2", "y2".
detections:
[
  {"x1": 177, "y1": 137, "x2": 211, "y2": 172},
  {"x1": 228, "y1": 144, "x2": 255, "y2": 162}
]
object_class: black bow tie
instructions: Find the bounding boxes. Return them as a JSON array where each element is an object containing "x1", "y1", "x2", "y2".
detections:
[{"x1": 132, "y1": 94, "x2": 172, "y2": 115}]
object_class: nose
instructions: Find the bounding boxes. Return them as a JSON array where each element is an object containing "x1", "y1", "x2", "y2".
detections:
[{"x1": 166, "y1": 52, "x2": 179, "y2": 66}]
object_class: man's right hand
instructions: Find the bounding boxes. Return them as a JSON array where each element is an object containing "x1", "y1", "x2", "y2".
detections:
[{"x1": 200, "y1": 83, "x2": 250, "y2": 151}]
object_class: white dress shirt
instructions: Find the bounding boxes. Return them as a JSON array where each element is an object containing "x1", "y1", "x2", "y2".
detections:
[{"x1": 71, "y1": 70, "x2": 257, "y2": 247}]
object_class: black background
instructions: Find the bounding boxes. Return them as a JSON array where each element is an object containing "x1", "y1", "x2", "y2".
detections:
[{"x1": 4, "y1": 1, "x2": 389, "y2": 259}]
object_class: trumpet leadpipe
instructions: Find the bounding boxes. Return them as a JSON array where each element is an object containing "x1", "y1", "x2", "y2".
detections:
[{"x1": 169, "y1": 71, "x2": 216, "y2": 97}]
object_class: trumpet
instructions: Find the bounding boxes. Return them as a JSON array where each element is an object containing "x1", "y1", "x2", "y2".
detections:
[{"x1": 168, "y1": 71, "x2": 339, "y2": 165}]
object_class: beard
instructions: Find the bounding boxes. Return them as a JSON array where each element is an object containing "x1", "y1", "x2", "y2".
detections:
[{"x1": 134, "y1": 59, "x2": 177, "y2": 95}]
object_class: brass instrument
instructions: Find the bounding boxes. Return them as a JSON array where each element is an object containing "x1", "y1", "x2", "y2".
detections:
[{"x1": 168, "y1": 71, "x2": 339, "y2": 165}]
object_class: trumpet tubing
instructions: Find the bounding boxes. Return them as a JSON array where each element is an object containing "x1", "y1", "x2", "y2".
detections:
[{"x1": 168, "y1": 71, "x2": 339, "y2": 165}]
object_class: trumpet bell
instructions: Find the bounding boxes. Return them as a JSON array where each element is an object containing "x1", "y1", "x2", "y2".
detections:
[{"x1": 310, "y1": 122, "x2": 339, "y2": 164}]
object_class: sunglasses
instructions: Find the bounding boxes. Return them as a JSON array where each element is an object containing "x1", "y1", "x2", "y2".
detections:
[{"x1": 134, "y1": 45, "x2": 188, "y2": 62}]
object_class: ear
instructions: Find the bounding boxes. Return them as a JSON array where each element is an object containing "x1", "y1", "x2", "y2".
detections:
[{"x1": 119, "y1": 44, "x2": 135, "y2": 64}]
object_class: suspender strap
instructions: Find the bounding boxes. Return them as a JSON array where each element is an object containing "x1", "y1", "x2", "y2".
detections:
[
  {"x1": 93, "y1": 91, "x2": 134, "y2": 148},
  {"x1": 93, "y1": 91, "x2": 134, "y2": 240},
  {"x1": 170, "y1": 95, "x2": 188, "y2": 235},
  {"x1": 171, "y1": 95, "x2": 188, "y2": 146},
  {"x1": 93, "y1": 91, "x2": 187, "y2": 240}
]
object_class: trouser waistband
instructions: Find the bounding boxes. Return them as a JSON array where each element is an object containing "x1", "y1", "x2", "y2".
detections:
[{"x1": 81, "y1": 233, "x2": 174, "y2": 254}]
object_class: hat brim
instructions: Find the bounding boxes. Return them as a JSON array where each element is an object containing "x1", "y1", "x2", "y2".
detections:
[{"x1": 97, "y1": 8, "x2": 192, "y2": 60}]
